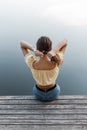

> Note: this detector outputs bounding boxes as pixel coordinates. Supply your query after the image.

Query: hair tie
[42,50,47,55]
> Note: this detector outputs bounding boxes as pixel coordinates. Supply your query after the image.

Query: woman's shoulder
[24,52,37,68]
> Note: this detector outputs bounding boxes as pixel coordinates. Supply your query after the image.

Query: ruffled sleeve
[24,53,36,68]
[56,51,64,65]
[58,52,64,60]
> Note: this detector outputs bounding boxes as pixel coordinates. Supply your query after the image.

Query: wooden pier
[0,95,87,130]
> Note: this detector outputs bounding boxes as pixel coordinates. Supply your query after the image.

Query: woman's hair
[36,36,52,54]
[51,55,60,65]
[36,36,59,64]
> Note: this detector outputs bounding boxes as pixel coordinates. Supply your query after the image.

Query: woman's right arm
[20,41,34,56]
[20,41,44,57]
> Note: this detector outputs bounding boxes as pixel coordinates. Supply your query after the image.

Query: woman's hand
[34,50,44,57]
[47,50,56,59]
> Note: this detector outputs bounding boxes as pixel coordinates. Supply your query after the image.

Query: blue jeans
[33,84,60,101]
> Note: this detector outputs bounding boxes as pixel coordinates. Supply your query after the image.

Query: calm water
[0,0,87,95]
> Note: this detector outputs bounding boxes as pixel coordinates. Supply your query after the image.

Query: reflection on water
[0,0,87,95]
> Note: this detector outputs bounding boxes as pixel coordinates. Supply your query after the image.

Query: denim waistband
[36,84,56,92]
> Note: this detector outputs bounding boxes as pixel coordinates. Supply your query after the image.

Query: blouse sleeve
[56,51,64,65]
[58,52,64,60]
[24,52,36,68]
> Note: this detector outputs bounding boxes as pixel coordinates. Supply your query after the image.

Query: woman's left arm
[20,41,34,56]
[58,41,68,54]
[47,39,68,59]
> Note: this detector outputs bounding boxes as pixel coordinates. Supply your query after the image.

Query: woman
[20,36,67,101]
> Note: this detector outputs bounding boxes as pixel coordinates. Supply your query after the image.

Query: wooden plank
[0,114,87,120]
[0,104,87,110]
[1,99,87,105]
[0,109,87,114]
[0,125,86,130]
[0,119,87,125]
[0,95,87,100]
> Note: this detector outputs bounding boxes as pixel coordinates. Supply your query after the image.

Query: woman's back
[32,56,56,70]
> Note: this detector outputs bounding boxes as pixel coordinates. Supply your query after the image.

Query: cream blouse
[24,52,63,86]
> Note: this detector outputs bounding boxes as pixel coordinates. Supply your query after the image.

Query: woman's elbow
[20,41,24,48]
[65,40,68,46]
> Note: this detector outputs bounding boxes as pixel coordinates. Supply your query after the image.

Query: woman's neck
[40,55,49,61]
